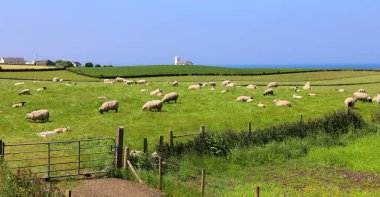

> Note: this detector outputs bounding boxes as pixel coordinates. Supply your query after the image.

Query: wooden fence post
[0,139,3,162]
[169,130,173,147]
[124,147,129,169]
[159,157,163,190]
[248,122,252,137]
[256,186,260,197]
[143,138,148,153]
[116,127,124,168]
[65,190,72,197]
[201,169,206,196]
[200,126,205,138]
[159,136,164,146]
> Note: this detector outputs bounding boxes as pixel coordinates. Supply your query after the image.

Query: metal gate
[0,138,115,179]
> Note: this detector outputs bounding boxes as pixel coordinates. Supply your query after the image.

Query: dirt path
[71,178,162,197]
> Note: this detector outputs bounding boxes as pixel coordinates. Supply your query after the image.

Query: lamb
[99,100,119,114]
[172,81,178,86]
[308,93,317,97]
[293,94,302,99]
[258,101,266,108]
[53,77,60,82]
[12,102,26,108]
[150,89,163,96]
[303,82,311,90]
[353,92,372,102]
[357,89,366,93]
[344,97,355,109]
[14,82,25,86]
[37,127,71,137]
[53,127,71,134]
[25,109,49,122]
[263,88,274,96]
[221,80,231,86]
[273,99,292,107]
[115,77,125,82]
[19,89,31,95]
[135,80,147,84]
[246,98,254,103]
[188,84,201,90]
[161,92,179,103]
[226,83,236,87]
[37,87,47,91]
[142,100,163,111]
[246,84,257,89]
[124,79,134,85]
[236,96,253,102]
[267,82,278,88]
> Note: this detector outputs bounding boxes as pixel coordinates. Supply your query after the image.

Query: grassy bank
[0,70,99,81]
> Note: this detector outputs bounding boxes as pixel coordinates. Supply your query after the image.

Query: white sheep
[263,88,274,96]
[115,77,125,82]
[135,80,147,84]
[53,77,60,82]
[221,80,231,86]
[12,102,26,108]
[124,79,134,84]
[19,89,31,95]
[246,84,257,89]
[293,94,302,99]
[209,82,217,87]
[308,93,317,97]
[267,82,278,88]
[37,87,47,92]
[357,89,366,93]
[53,127,71,134]
[150,89,163,96]
[273,99,292,107]
[236,96,253,102]
[303,82,311,90]
[25,109,49,122]
[142,100,163,111]
[172,81,178,86]
[344,97,355,109]
[353,92,372,102]
[104,79,115,84]
[14,82,25,86]
[161,92,179,103]
[221,89,228,93]
[226,83,236,87]
[258,101,266,108]
[188,84,201,90]
[99,100,119,114]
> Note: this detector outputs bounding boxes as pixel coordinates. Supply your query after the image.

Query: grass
[67,65,319,78]
[0,65,59,70]
[0,70,99,81]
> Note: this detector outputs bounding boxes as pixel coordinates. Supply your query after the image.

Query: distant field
[0,65,59,70]
[0,70,99,81]
[68,65,319,78]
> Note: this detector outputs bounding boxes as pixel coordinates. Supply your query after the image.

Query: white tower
[174,56,181,65]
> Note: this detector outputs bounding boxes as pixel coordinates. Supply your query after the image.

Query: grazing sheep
[14,82,25,86]
[226,83,236,87]
[161,92,179,103]
[115,77,125,82]
[353,92,372,102]
[172,81,178,86]
[188,84,201,90]
[221,89,228,93]
[53,77,60,82]
[273,99,292,107]
[293,94,302,99]
[267,82,278,88]
[236,96,253,102]
[12,102,26,108]
[344,97,355,108]
[135,80,147,84]
[308,93,317,97]
[303,82,311,90]
[150,89,163,96]
[336,89,345,92]
[37,87,47,91]
[247,84,257,89]
[19,89,31,95]
[142,100,163,111]
[263,88,274,96]
[99,100,119,114]
[357,89,366,93]
[221,80,231,86]
[25,109,49,122]
[258,101,266,108]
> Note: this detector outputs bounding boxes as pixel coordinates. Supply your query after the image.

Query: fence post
[256,186,260,197]
[200,126,205,138]
[65,190,72,197]
[78,141,81,175]
[159,136,164,146]
[116,127,124,168]
[201,169,206,196]
[300,114,303,132]
[159,157,163,190]
[248,122,252,137]
[124,147,129,169]
[0,139,3,162]
[47,143,51,180]
[143,138,148,154]
[169,130,173,147]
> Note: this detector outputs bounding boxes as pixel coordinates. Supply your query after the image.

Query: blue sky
[0,0,379,66]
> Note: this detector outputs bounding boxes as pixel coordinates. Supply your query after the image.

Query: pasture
[0,65,57,70]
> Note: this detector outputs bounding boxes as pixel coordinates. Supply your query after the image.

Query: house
[174,56,193,65]
[35,60,56,66]
[0,57,26,65]
[71,61,82,67]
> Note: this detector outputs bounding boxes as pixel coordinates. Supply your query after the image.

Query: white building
[71,61,82,67]
[174,56,193,65]
[0,57,26,65]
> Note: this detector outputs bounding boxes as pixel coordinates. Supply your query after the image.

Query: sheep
[258,101,266,108]
[357,89,366,93]
[172,81,178,86]
[142,100,163,111]
[37,127,71,137]
[53,77,60,82]
[344,97,355,109]
[209,82,217,87]
[353,92,372,102]
[150,89,163,96]
[19,89,31,95]
[201,83,209,87]
[303,82,311,90]
[267,82,278,88]
[226,83,236,87]
[25,109,49,122]
[273,99,292,107]
[59,79,64,82]
[115,77,125,82]
[103,79,115,84]
[263,88,274,96]
[236,96,253,102]
[293,94,302,99]
[308,93,317,97]
[53,127,71,134]
[135,80,147,84]
[221,89,228,93]
[211,86,216,90]
[99,100,119,114]
[130,150,145,157]
[221,80,231,86]
[246,84,257,89]
[12,102,26,108]
[14,82,25,86]
[372,96,380,104]
[188,84,201,90]
[37,87,47,91]
[246,98,254,103]
[161,92,179,103]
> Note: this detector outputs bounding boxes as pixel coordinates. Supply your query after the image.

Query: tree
[95,64,101,67]
[85,62,94,67]
[56,60,73,68]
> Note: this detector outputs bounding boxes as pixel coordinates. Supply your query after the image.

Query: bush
[85,62,94,67]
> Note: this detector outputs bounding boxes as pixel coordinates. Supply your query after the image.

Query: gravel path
[71,178,162,197]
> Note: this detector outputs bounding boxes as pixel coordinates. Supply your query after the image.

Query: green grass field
[0,69,379,196]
